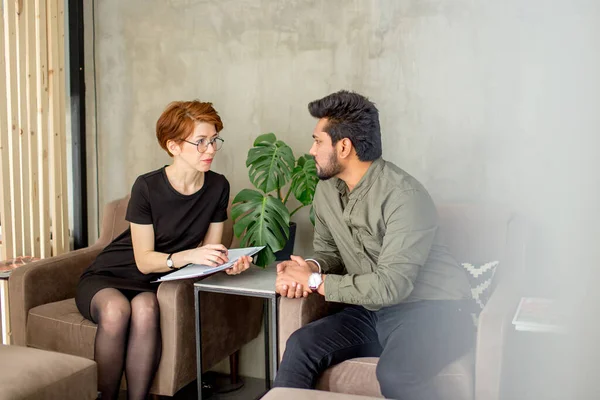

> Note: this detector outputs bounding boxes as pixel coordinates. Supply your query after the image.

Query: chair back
[436,203,527,287]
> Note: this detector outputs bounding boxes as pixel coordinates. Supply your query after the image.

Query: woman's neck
[165,163,205,195]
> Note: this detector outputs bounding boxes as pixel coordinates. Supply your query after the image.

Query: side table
[0,256,39,344]
[194,264,279,399]
[0,270,10,344]
[502,297,569,400]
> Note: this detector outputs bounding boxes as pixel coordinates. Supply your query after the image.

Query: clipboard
[152,246,265,282]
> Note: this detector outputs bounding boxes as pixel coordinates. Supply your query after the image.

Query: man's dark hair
[308,90,382,161]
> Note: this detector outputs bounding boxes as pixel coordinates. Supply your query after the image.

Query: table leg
[270,296,278,381]
[263,299,271,390]
[0,278,10,345]
[195,287,203,400]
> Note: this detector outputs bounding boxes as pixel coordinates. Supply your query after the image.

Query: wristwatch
[166,254,175,270]
[308,272,323,292]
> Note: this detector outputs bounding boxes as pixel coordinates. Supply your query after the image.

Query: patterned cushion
[461,261,499,326]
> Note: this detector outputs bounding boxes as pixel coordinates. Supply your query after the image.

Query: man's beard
[317,151,343,180]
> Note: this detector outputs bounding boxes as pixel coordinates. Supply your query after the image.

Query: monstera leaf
[247,133,295,193]
[290,155,318,206]
[231,189,291,267]
[233,133,319,267]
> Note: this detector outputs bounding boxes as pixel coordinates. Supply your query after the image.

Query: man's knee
[283,325,318,359]
[275,325,323,389]
[376,355,421,399]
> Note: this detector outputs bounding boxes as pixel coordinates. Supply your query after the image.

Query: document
[153,246,265,282]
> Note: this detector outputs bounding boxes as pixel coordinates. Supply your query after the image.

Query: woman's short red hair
[156,100,224,156]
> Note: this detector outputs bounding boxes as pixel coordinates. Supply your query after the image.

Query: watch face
[167,258,173,267]
[309,273,321,289]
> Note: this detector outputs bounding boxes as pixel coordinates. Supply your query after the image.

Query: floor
[118,373,267,400]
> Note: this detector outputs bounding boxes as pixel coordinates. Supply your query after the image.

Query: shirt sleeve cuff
[323,273,342,302]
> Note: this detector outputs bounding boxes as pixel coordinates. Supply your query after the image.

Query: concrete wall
[85,0,600,382]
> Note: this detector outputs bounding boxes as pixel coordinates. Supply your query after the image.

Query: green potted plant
[231,133,318,267]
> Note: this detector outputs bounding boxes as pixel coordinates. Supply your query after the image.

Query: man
[274,90,473,400]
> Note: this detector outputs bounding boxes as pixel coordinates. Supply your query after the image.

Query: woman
[75,100,251,400]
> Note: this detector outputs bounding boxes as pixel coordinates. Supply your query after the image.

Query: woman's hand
[187,244,229,266]
[226,255,252,275]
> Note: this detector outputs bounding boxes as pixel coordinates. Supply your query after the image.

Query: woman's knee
[130,293,160,328]
[95,297,131,335]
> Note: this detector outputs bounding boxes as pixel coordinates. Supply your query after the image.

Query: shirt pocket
[357,228,382,269]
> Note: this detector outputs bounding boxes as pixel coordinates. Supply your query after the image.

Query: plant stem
[282,187,292,205]
[277,187,283,202]
[289,204,304,217]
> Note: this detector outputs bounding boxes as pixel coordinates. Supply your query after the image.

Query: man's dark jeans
[274,300,475,400]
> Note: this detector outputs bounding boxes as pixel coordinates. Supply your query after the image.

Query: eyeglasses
[181,136,225,153]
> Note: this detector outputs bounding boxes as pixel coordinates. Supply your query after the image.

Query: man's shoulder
[378,160,428,194]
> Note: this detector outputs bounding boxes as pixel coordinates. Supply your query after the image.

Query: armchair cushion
[27,299,96,359]
[262,388,382,399]
[316,358,381,397]
[0,344,97,400]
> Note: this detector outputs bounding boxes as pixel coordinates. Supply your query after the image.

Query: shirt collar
[334,158,385,199]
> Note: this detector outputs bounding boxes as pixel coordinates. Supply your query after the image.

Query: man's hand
[276,256,315,298]
[276,259,308,298]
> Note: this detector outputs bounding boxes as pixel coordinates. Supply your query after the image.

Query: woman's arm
[131,222,229,274]
[201,221,225,245]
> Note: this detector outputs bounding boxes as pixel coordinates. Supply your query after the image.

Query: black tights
[90,288,162,400]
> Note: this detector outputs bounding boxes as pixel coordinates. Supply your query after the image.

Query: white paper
[152,246,265,282]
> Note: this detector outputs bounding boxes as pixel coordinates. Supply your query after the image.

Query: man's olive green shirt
[312,158,470,310]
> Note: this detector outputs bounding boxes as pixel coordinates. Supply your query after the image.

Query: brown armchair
[9,196,264,396]
[278,203,527,400]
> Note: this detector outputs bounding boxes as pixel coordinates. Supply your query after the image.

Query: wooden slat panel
[0,0,70,260]
[47,0,62,256]
[26,0,41,258]
[6,0,24,257]
[57,0,68,254]
[0,4,14,260]
[17,0,32,256]
[36,0,51,258]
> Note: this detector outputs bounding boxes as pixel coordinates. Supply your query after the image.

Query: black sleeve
[211,178,230,223]
[126,176,153,224]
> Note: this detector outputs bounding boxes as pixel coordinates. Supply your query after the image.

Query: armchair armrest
[8,244,104,346]
[153,279,197,395]
[278,295,334,361]
[475,278,522,400]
